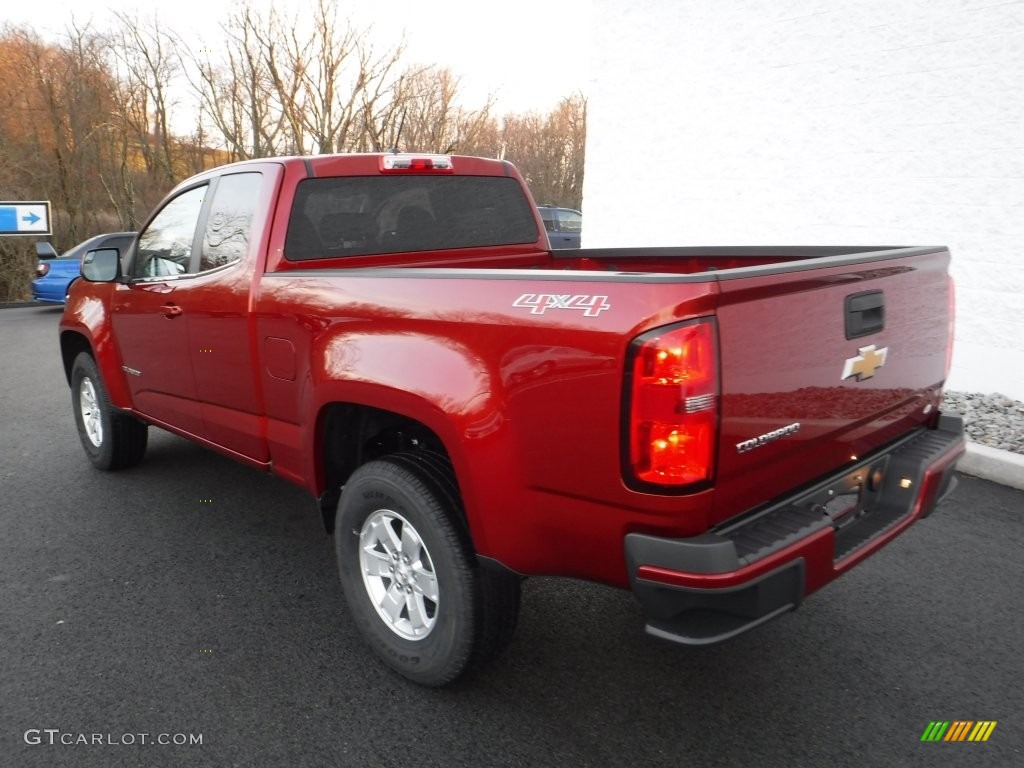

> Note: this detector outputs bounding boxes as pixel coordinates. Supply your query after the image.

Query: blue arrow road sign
[0,201,51,235]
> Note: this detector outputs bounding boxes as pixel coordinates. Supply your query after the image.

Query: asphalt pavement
[1,305,1022,768]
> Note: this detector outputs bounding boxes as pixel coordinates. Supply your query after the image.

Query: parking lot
[1,304,1021,768]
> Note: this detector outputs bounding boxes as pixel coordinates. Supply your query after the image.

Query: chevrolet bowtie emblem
[841,344,889,381]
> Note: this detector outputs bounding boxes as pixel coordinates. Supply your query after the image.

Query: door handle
[160,303,183,319]
[845,291,884,339]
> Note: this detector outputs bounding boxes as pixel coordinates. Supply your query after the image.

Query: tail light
[624,318,719,491]
[36,262,50,277]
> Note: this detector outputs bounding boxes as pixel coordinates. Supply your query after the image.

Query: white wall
[583,0,1024,400]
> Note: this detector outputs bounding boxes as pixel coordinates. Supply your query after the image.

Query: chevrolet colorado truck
[58,152,965,686]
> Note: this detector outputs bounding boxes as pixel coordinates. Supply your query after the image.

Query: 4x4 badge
[842,345,888,381]
[512,293,611,317]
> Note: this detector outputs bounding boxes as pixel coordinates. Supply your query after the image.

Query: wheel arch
[315,401,464,535]
[60,331,93,386]
[59,314,132,410]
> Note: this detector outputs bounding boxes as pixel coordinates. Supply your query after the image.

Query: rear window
[284,175,539,260]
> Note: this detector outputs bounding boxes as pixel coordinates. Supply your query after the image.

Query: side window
[201,172,262,272]
[557,209,582,233]
[133,185,207,278]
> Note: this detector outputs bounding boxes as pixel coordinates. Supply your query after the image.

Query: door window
[132,185,207,278]
[200,173,262,271]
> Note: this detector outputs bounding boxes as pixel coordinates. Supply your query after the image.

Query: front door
[111,184,209,436]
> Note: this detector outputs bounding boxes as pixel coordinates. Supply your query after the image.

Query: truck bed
[257,242,954,585]
[271,242,945,281]
[553,245,942,276]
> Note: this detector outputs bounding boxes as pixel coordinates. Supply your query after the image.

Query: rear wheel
[335,452,520,686]
[71,353,148,470]
[388,451,522,665]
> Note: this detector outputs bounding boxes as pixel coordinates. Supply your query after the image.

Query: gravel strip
[942,390,1024,456]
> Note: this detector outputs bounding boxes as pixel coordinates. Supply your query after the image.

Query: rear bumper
[31,279,69,303]
[625,413,965,645]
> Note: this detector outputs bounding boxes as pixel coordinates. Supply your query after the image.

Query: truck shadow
[69,431,1013,767]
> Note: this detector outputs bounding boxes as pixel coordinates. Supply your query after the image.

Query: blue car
[32,231,135,303]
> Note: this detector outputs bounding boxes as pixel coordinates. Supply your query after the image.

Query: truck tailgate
[711,248,953,525]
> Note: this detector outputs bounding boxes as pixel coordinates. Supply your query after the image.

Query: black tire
[388,451,522,665]
[335,452,520,686]
[70,352,148,470]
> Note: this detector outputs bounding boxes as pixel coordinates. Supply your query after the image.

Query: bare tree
[109,13,180,184]
[278,0,406,154]
[365,66,497,154]
[189,5,288,160]
[0,24,122,296]
[500,94,587,209]
[187,0,406,157]
[0,9,589,300]
[7,24,126,242]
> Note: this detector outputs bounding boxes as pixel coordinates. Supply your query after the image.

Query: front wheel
[70,353,148,470]
[335,453,518,686]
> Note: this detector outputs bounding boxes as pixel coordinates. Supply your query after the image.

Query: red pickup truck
[59,153,964,686]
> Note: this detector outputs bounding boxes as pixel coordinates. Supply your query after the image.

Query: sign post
[0,201,52,235]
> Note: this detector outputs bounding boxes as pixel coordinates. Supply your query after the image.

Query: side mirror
[35,242,58,258]
[81,248,122,282]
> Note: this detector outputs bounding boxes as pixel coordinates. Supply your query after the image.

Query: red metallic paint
[58,153,960,601]
[249,270,724,582]
[110,279,204,435]
[711,251,952,525]
[60,283,134,410]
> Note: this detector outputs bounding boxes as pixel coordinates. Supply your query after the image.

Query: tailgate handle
[845,291,884,339]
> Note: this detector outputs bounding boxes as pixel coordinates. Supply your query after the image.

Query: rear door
[185,169,275,461]
[710,248,952,524]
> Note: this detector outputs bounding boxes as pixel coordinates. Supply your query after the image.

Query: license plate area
[801,456,890,535]
[716,453,895,566]
[717,423,962,568]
